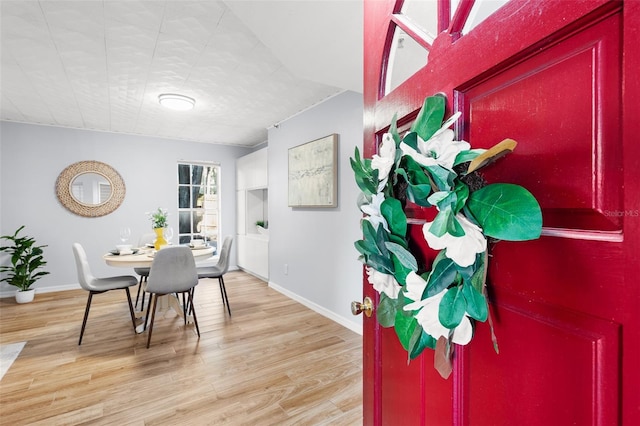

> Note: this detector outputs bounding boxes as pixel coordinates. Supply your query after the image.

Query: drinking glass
[119,227,131,243]
[163,226,174,244]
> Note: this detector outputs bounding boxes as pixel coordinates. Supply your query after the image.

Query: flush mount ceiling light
[158,93,195,111]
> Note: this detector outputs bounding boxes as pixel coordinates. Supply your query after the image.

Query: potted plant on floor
[0,226,50,303]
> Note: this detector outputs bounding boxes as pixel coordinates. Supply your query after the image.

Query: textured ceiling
[0,1,363,147]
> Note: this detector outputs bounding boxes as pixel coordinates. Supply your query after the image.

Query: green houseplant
[0,226,50,303]
[147,207,168,229]
[147,207,169,249]
[255,220,268,235]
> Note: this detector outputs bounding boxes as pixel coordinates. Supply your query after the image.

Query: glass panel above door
[384,24,430,95]
[451,0,510,35]
[400,0,439,40]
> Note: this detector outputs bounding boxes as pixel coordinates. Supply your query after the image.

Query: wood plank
[0,271,362,424]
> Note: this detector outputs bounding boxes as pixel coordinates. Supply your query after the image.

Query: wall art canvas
[288,134,338,207]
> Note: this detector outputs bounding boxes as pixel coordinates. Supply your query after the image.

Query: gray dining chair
[134,232,156,310]
[72,243,138,345]
[144,246,200,348]
[196,236,233,316]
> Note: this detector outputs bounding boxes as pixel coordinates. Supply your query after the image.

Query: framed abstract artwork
[288,134,338,207]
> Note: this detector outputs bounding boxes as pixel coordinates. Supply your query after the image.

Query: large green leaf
[366,253,394,274]
[389,113,400,145]
[395,311,418,351]
[423,164,455,191]
[406,182,434,207]
[350,148,378,195]
[402,156,432,186]
[361,220,379,250]
[411,96,446,141]
[397,159,434,206]
[438,286,466,329]
[354,224,381,261]
[380,197,407,238]
[391,254,411,285]
[352,168,377,195]
[408,325,437,359]
[387,233,408,249]
[462,283,487,322]
[353,240,370,257]
[377,293,397,327]
[424,252,457,298]
[453,261,475,282]
[468,254,486,294]
[467,183,542,241]
[374,222,390,256]
[453,181,469,214]
[355,237,385,265]
[385,242,418,273]
[402,132,419,151]
[427,190,454,208]
[428,206,464,237]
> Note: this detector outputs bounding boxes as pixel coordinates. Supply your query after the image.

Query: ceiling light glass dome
[158,94,195,111]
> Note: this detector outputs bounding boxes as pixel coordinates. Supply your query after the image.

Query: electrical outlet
[284,263,288,275]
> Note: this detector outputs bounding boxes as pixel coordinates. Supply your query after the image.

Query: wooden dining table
[102,245,215,268]
[103,245,216,333]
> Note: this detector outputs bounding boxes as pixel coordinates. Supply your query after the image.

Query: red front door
[361,1,640,424]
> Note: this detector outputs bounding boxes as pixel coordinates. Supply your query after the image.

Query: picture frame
[288,134,338,207]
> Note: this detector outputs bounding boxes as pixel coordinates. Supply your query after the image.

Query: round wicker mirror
[56,161,126,217]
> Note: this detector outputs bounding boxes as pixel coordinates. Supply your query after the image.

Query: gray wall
[1,91,365,334]
[267,91,363,332]
[0,122,250,295]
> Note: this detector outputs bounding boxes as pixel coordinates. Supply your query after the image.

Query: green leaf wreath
[352,95,542,375]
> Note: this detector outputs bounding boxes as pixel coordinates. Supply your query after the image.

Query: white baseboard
[0,267,240,299]
[0,283,81,299]
[268,281,363,336]
[237,267,267,282]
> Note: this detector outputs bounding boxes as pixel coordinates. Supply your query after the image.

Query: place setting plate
[109,248,140,256]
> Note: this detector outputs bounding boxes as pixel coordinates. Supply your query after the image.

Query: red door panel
[466,291,620,425]
[462,13,622,233]
[380,332,453,425]
[362,1,639,425]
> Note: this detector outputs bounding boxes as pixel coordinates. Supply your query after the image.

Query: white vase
[15,289,35,304]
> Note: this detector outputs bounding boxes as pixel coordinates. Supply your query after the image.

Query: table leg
[134,294,191,334]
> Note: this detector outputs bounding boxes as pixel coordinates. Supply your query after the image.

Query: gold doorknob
[351,296,373,317]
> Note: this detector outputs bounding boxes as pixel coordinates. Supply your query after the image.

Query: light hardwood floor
[0,271,363,425]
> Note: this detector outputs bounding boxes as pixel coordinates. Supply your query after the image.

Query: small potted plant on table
[147,207,169,250]
[0,226,50,303]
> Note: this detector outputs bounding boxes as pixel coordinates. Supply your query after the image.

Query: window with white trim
[177,162,220,248]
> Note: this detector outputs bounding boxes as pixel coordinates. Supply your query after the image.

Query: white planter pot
[15,289,35,304]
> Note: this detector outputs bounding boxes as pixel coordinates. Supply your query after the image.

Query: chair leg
[182,289,195,324]
[217,278,225,306]
[181,292,187,325]
[78,291,95,345]
[186,287,196,315]
[140,276,148,312]
[187,289,200,338]
[124,287,137,333]
[144,293,152,331]
[135,276,143,308]
[146,294,160,348]
[219,276,231,316]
